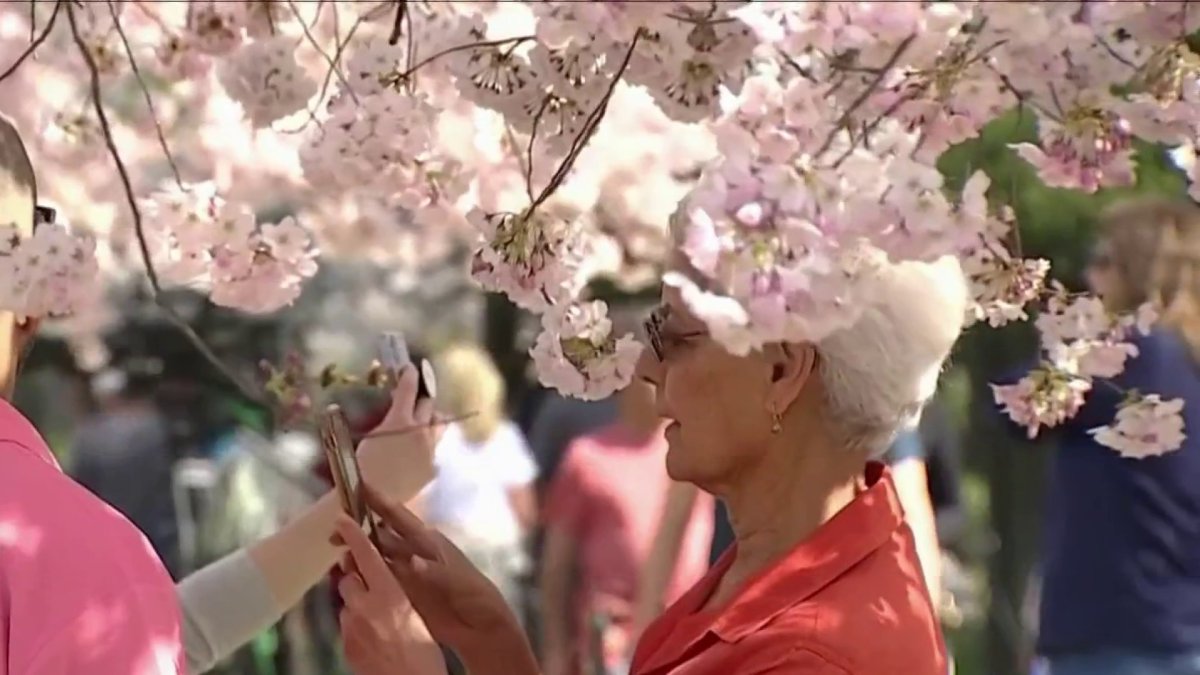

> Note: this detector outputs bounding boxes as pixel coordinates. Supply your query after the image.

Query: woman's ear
[766,343,817,413]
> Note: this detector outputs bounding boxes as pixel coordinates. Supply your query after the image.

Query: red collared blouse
[629,463,947,674]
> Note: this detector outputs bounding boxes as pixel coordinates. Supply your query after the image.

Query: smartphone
[376,332,437,402]
[320,403,381,545]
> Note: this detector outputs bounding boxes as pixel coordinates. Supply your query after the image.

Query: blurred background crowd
[11,110,1198,675]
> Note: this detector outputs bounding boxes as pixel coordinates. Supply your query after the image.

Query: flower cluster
[10,1,1200,453]
[142,182,318,314]
[530,301,643,401]
[218,36,317,128]
[0,220,99,319]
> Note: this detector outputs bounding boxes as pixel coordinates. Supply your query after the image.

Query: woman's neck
[706,435,865,608]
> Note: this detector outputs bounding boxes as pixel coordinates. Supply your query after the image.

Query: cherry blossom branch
[0,0,61,85]
[524,95,552,201]
[67,1,269,411]
[814,34,916,159]
[986,62,1061,123]
[279,13,366,134]
[285,0,358,105]
[105,0,183,189]
[387,0,407,46]
[395,35,534,83]
[530,31,642,212]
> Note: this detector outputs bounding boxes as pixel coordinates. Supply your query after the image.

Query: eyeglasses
[34,205,55,228]
[642,306,705,362]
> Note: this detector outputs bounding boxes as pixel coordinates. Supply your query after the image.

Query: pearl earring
[770,408,783,434]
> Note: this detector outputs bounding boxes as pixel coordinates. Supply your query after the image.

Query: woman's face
[635,286,779,488]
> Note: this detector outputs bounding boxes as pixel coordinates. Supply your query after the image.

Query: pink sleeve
[19,583,184,675]
[542,443,591,537]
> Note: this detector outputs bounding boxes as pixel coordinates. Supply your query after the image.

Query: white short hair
[816,255,967,455]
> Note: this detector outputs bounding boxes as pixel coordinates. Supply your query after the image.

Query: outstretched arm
[178,366,439,673]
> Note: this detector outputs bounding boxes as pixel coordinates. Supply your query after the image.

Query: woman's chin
[664,427,695,482]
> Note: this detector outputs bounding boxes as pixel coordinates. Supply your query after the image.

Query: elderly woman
[334,252,965,675]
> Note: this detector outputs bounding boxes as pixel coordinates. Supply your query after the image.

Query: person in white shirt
[413,343,537,615]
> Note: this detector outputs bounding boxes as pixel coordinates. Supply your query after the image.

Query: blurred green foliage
[936,109,1192,675]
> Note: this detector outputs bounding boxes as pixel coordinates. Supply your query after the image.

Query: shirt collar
[0,396,56,469]
[712,461,903,642]
[634,462,904,672]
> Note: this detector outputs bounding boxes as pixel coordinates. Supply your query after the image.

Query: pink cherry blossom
[530,301,643,401]
[0,0,1194,454]
[1090,395,1187,460]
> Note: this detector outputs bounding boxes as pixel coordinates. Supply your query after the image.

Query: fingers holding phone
[355,334,442,503]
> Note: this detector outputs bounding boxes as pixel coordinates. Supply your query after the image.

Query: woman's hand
[336,524,448,675]
[356,364,441,501]
[336,485,540,675]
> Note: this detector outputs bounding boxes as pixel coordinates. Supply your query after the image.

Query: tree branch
[387,0,407,46]
[0,0,61,85]
[67,1,268,410]
[285,0,358,105]
[814,34,916,159]
[279,12,365,135]
[394,35,534,83]
[530,31,641,212]
[105,0,183,189]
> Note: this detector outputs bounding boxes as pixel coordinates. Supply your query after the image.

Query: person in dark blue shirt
[1007,196,1200,675]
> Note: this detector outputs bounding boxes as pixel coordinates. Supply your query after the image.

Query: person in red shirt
[540,379,713,675]
[332,250,964,675]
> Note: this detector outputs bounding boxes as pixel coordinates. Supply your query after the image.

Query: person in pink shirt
[539,379,714,675]
[0,118,185,675]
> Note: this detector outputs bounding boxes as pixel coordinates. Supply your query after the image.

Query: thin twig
[67,1,268,409]
[394,35,534,83]
[523,95,552,201]
[286,0,358,105]
[278,13,365,135]
[814,34,916,160]
[530,31,641,212]
[0,0,61,85]
[986,62,1060,123]
[106,0,183,189]
[1095,36,1137,70]
[778,50,815,82]
[388,0,406,46]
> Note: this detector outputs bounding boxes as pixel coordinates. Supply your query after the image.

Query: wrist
[458,617,539,675]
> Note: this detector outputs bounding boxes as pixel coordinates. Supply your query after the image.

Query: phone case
[377,332,436,400]
[319,404,381,545]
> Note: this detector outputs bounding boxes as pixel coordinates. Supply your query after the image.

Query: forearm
[248,492,345,613]
[538,569,571,661]
[459,617,541,675]
[177,549,282,674]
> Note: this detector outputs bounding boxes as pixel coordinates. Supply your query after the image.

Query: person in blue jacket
[1008,196,1200,675]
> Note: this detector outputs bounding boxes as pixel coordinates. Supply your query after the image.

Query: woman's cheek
[665,356,721,422]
